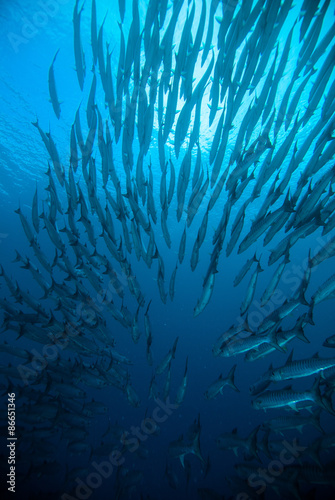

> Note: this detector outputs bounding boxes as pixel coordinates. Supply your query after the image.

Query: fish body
[240,262,263,315]
[73,0,86,90]
[48,49,61,119]
[175,357,188,406]
[252,378,324,412]
[270,352,335,382]
[169,430,204,467]
[204,364,239,399]
[216,426,260,461]
[194,271,216,317]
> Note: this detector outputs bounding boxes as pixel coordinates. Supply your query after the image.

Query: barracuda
[270,350,335,381]
[204,364,239,399]
[252,378,326,412]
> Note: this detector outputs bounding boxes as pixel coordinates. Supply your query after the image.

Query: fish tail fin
[284,246,291,264]
[242,315,253,333]
[311,408,325,434]
[321,390,335,416]
[192,431,205,464]
[295,325,310,344]
[307,248,313,269]
[307,439,322,468]
[145,299,152,315]
[269,327,285,353]
[310,376,326,411]
[261,429,272,459]
[248,425,260,461]
[283,191,295,213]
[12,251,22,263]
[306,300,315,325]
[227,364,239,392]
[172,336,179,358]
[16,324,25,339]
[297,282,309,306]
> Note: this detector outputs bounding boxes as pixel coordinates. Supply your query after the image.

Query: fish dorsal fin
[285,349,294,365]
[283,385,292,391]
[232,428,237,434]
[312,352,319,358]
[219,373,223,380]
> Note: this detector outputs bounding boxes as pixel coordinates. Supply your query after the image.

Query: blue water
[1,0,335,499]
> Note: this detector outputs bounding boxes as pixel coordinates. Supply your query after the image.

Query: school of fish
[1,0,335,498]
